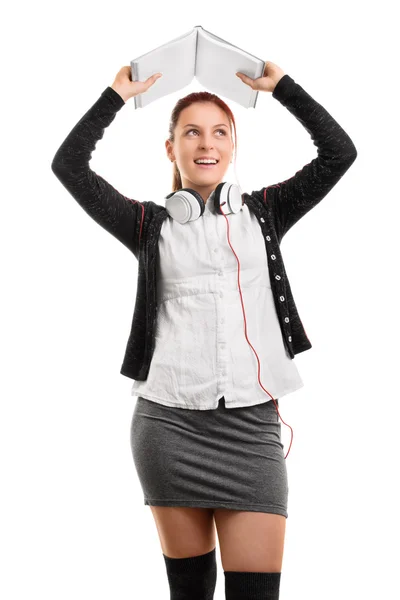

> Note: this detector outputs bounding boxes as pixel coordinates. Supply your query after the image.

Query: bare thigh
[214,509,287,572]
[149,506,217,558]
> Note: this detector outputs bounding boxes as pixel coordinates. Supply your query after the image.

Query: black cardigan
[51,74,357,380]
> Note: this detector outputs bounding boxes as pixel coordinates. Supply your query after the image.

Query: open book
[130,26,266,110]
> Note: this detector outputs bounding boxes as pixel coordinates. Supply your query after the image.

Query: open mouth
[193,160,219,169]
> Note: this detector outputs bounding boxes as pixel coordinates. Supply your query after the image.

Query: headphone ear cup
[186,188,205,210]
[164,188,205,223]
[213,182,243,215]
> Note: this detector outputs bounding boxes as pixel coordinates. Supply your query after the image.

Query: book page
[195,27,265,109]
[131,28,197,108]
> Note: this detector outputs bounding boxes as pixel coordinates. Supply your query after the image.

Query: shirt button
[219,291,223,298]
[275,274,281,280]
[271,254,276,260]
[218,271,223,276]
[214,248,218,252]
[280,295,285,301]
[284,317,289,323]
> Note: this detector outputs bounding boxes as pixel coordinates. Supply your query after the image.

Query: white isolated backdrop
[1,1,399,599]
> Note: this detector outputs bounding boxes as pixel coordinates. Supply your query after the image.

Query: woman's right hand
[111,66,163,102]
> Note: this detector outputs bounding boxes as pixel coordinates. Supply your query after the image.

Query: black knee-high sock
[224,570,281,600]
[163,547,217,600]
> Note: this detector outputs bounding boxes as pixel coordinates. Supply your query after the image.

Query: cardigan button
[260,217,265,222]
[275,274,281,280]
[266,235,271,241]
[284,317,289,323]
[279,295,285,301]
[288,335,292,342]
[271,254,276,260]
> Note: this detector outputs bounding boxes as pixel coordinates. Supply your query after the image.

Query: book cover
[130,25,265,109]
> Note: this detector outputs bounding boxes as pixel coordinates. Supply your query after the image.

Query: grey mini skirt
[130,395,288,518]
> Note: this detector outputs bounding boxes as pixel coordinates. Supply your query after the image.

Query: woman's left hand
[236,61,286,93]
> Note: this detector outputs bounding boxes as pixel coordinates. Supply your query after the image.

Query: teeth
[195,159,217,164]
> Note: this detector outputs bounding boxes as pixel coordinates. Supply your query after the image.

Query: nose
[198,136,215,148]
[199,142,214,150]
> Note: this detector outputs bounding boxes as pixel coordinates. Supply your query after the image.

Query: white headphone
[164,182,244,224]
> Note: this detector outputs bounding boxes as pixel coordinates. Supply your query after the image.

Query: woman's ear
[165,139,174,162]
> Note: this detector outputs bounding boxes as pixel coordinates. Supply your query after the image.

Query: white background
[2,1,399,598]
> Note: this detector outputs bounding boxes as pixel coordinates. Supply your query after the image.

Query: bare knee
[149,506,216,558]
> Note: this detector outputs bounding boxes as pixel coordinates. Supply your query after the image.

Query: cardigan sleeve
[251,74,358,241]
[51,86,145,258]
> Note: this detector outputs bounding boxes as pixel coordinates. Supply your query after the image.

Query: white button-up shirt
[131,193,304,409]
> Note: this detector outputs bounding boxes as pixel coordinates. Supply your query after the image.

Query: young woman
[51,61,357,600]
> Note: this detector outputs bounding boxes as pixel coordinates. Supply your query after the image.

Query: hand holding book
[236,61,286,94]
[110,59,284,105]
[111,65,163,103]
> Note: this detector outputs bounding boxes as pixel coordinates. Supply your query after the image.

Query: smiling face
[166,102,234,204]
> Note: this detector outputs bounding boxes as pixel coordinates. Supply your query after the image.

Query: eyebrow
[183,123,229,128]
